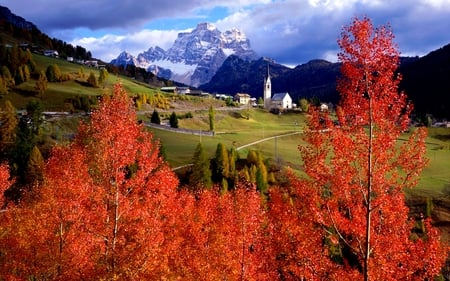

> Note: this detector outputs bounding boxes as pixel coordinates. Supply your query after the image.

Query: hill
[399,43,450,119]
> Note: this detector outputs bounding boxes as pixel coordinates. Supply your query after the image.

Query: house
[160,86,191,95]
[84,60,98,68]
[234,93,251,105]
[271,92,292,109]
[320,103,329,112]
[44,50,59,57]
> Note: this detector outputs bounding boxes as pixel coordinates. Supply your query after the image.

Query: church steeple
[263,63,272,109]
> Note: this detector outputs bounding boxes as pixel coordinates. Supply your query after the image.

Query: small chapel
[263,65,292,110]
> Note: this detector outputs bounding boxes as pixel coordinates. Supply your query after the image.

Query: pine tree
[151,109,161,124]
[189,142,212,191]
[169,111,178,128]
[213,143,229,186]
[208,105,215,132]
[45,64,61,82]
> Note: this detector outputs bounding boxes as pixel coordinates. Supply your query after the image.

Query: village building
[160,86,191,95]
[271,92,292,109]
[263,65,292,110]
[234,93,251,105]
[43,49,59,57]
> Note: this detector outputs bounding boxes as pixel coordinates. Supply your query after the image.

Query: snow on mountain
[110,23,258,87]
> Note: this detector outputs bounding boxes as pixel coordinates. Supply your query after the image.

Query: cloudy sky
[2,0,450,66]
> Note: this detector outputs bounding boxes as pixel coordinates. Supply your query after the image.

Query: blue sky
[2,0,450,66]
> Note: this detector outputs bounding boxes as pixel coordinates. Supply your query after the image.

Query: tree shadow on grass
[14,87,38,97]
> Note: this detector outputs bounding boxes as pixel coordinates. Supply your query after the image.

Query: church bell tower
[263,64,271,109]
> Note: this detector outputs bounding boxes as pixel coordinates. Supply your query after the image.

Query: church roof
[271,92,291,101]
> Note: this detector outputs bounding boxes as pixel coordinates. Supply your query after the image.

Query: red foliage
[172,183,272,280]
[299,17,447,280]
[0,84,180,280]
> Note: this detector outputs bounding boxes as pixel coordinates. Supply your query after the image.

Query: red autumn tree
[267,172,339,280]
[73,83,179,279]
[172,183,272,280]
[0,164,12,207]
[0,147,101,280]
[299,17,447,280]
[0,83,180,280]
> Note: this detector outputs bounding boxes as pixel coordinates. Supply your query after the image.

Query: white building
[263,65,292,110]
[271,92,293,109]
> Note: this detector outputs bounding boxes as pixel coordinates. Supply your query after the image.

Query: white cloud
[3,0,450,65]
[71,29,181,62]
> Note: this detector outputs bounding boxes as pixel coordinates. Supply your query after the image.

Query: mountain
[399,43,450,119]
[0,6,37,31]
[200,56,341,103]
[110,23,258,87]
[202,50,450,120]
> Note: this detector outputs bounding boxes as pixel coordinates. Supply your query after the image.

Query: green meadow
[1,54,160,110]
[149,108,450,202]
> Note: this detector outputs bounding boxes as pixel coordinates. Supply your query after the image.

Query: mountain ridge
[110,22,258,87]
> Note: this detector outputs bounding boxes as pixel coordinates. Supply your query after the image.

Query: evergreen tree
[45,64,61,82]
[26,100,44,136]
[213,143,229,189]
[14,65,24,85]
[188,142,212,191]
[208,105,215,132]
[169,112,178,128]
[151,109,161,124]
[227,147,238,188]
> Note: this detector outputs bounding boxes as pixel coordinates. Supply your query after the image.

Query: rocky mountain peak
[110,23,258,87]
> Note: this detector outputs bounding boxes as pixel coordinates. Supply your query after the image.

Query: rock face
[110,23,258,87]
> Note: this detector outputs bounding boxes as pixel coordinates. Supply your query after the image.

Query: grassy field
[150,109,450,203]
[1,53,161,110]
[149,109,308,167]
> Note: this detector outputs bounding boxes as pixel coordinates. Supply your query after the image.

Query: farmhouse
[234,93,251,105]
[44,50,59,57]
[160,86,191,94]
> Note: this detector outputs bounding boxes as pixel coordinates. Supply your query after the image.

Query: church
[263,66,292,110]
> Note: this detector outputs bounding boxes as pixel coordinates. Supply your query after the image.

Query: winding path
[171,131,302,171]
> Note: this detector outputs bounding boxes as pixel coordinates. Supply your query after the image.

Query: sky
[2,0,450,66]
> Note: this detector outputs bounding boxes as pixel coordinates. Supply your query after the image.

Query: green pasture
[1,54,161,110]
[149,109,307,167]
[150,109,450,201]
[410,128,450,199]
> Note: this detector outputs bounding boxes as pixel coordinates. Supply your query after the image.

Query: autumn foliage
[298,17,447,280]
[0,17,447,280]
